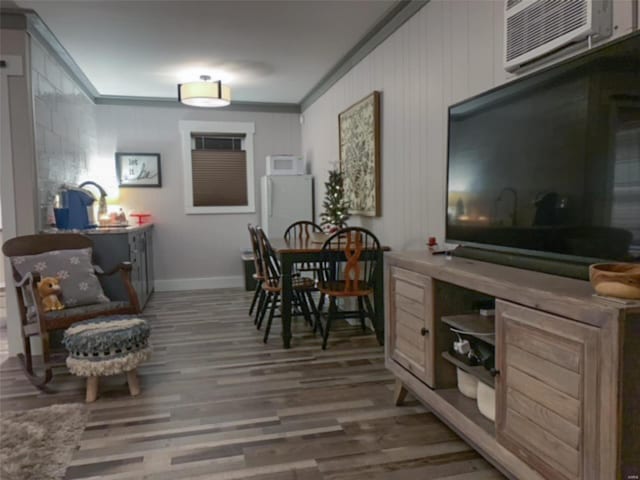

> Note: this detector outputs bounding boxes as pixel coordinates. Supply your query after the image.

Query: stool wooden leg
[126,369,141,397]
[86,376,99,403]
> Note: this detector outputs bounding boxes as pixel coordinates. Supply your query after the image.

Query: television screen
[446,33,640,263]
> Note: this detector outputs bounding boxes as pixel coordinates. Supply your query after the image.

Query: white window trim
[180,120,256,214]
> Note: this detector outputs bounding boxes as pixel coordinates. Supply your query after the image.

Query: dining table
[270,233,390,349]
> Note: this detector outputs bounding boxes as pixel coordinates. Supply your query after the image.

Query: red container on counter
[130,213,152,225]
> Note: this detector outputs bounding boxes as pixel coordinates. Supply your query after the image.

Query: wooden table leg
[280,254,294,349]
[127,369,141,397]
[394,379,408,406]
[86,376,99,403]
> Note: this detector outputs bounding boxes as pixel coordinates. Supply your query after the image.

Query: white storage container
[477,381,496,421]
[456,368,478,399]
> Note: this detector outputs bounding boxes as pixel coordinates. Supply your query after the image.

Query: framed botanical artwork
[339,91,381,217]
[115,153,162,188]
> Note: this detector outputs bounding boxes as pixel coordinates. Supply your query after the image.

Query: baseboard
[155,275,244,292]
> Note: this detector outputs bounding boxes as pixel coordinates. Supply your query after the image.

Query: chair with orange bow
[317,227,381,349]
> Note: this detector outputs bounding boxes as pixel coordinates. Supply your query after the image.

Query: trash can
[241,252,257,291]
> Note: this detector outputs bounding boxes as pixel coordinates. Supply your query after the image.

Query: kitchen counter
[43,223,153,235]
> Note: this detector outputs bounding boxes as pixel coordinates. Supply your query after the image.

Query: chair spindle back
[320,227,381,291]
[247,224,264,279]
[256,227,281,289]
[284,221,322,241]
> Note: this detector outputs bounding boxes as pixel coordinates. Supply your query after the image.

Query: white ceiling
[15,0,397,104]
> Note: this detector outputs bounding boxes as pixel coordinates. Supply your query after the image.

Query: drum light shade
[178,76,231,107]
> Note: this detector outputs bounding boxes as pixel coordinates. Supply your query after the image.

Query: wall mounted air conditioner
[504,0,612,72]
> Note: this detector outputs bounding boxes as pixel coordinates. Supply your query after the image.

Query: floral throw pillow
[11,248,110,308]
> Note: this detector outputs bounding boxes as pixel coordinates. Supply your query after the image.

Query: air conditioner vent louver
[506,0,587,61]
[504,0,612,72]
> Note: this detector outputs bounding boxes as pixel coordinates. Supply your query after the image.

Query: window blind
[191,150,248,206]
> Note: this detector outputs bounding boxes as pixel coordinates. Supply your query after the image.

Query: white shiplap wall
[301,0,636,251]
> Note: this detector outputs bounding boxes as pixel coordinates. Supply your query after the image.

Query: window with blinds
[191,133,248,207]
[180,120,255,214]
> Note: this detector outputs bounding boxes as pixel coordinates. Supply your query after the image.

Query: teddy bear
[37,276,65,312]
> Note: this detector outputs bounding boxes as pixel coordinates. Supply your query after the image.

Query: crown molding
[25,11,100,100]
[96,95,301,113]
[299,0,430,111]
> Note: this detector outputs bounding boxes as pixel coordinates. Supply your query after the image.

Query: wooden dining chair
[247,224,266,323]
[283,220,324,276]
[317,227,381,349]
[255,227,321,343]
[284,221,323,242]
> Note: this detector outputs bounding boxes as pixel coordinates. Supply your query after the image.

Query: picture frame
[115,153,162,188]
[338,91,381,217]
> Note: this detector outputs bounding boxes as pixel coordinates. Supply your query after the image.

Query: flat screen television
[446,32,640,275]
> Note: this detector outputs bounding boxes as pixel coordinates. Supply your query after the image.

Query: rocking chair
[2,233,141,388]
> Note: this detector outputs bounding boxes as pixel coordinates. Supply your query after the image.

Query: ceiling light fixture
[178,75,231,108]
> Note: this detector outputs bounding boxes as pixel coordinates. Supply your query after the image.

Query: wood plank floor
[0,288,505,479]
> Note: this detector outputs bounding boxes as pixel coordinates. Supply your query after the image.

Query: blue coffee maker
[56,185,97,230]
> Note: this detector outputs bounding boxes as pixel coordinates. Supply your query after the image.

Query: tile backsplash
[31,37,97,228]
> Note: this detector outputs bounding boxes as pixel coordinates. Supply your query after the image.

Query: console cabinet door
[495,300,600,480]
[388,267,434,386]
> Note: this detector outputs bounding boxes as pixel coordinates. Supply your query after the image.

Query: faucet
[79,181,108,217]
[495,187,518,226]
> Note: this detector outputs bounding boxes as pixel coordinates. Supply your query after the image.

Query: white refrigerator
[260,175,314,238]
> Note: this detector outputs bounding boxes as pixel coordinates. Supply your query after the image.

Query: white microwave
[266,155,306,175]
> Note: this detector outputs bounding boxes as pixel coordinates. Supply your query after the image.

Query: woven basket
[589,263,640,300]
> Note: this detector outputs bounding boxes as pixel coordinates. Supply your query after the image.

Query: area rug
[0,403,88,480]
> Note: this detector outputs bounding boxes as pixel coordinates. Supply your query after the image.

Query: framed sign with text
[115,152,162,188]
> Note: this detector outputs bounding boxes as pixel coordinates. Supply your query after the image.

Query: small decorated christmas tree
[320,168,350,232]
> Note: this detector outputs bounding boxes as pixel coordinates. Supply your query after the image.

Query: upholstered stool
[63,316,151,402]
